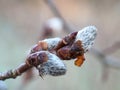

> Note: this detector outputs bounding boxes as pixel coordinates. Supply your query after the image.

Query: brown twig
[0,63,31,80]
[0,51,48,81]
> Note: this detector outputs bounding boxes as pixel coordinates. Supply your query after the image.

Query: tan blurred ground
[0,0,120,90]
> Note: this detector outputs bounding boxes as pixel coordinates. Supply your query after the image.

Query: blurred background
[0,0,120,90]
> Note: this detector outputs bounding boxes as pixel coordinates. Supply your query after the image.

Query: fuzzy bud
[43,38,61,50]
[75,26,97,52]
[37,51,66,77]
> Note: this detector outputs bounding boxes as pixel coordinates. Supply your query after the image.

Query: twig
[0,63,31,80]
[91,48,120,69]
[0,26,97,80]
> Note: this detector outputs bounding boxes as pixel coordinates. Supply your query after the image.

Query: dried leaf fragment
[74,55,85,67]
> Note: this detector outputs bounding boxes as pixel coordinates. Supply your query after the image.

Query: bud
[37,51,66,77]
[75,26,97,52]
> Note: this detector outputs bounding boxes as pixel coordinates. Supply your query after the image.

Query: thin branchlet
[0,80,7,90]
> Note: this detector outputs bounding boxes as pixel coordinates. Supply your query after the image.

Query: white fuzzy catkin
[43,38,61,50]
[38,51,66,76]
[75,26,97,52]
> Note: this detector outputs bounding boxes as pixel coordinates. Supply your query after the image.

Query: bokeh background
[0,0,120,90]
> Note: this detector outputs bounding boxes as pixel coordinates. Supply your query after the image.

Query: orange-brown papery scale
[74,55,85,67]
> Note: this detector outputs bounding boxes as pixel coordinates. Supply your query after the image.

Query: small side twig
[91,48,120,69]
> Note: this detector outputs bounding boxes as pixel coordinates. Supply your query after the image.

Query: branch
[0,26,97,80]
[90,48,120,82]
[0,63,31,80]
[91,48,120,69]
